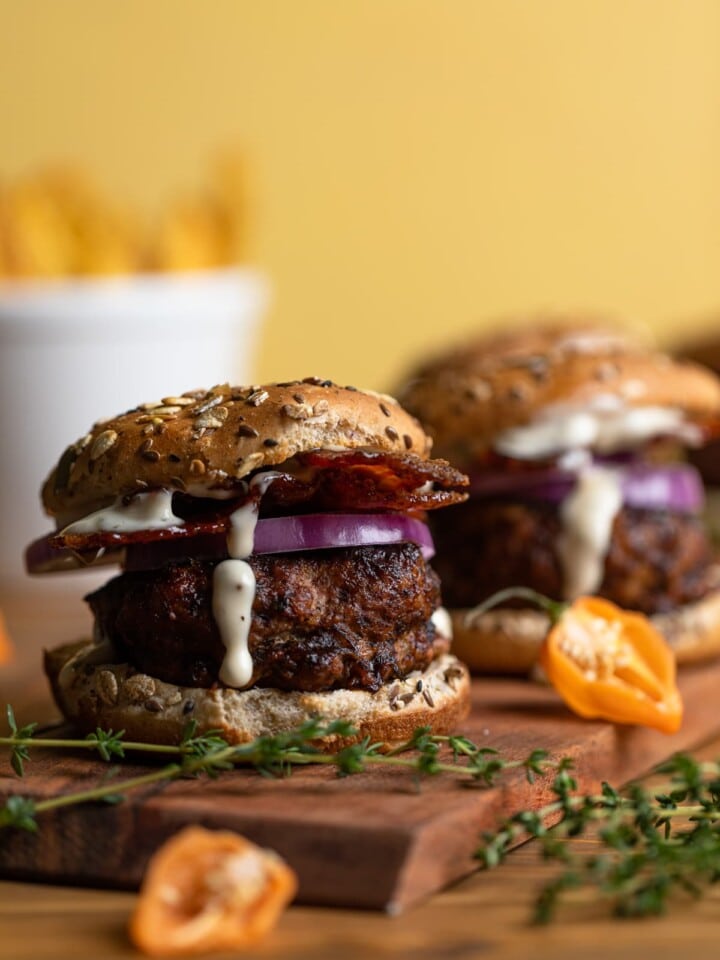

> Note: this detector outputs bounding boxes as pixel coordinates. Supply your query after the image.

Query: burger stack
[27,380,471,747]
[400,323,720,673]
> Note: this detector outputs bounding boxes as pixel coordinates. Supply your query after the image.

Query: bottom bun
[45,642,471,749]
[451,582,720,675]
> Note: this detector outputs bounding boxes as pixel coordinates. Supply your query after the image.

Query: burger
[398,323,720,673]
[677,332,720,543]
[26,379,471,747]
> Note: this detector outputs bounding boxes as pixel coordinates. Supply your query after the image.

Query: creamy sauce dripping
[431,606,453,642]
[493,402,702,599]
[495,403,697,461]
[557,466,623,600]
[61,490,184,536]
[212,473,280,689]
[213,560,256,688]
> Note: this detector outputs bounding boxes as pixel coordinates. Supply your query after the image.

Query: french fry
[2,176,75,278]
[210,152,248,264]
[0,161,246,280]
[153,196,228,272]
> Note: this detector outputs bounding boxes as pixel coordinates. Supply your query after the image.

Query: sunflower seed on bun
[43,380,433,521]
[30,379,472,748]
[399,320,720,673]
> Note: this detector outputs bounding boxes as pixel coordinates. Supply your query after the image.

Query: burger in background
[27,379,471,747]
[399,322,720,674]
[677,333,720,547]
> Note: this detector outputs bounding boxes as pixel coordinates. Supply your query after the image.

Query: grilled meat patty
[87,542,445,692]
[430,499,713,614]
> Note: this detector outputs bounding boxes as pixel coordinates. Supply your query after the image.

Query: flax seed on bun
[43,380,431,520]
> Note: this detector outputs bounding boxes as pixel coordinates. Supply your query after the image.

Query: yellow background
[3,0,720,391]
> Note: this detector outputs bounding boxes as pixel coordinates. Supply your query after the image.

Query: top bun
[43,379,432,519]
[399,321,720,464]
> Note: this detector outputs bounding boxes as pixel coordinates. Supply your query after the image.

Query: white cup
[0,267,269,582]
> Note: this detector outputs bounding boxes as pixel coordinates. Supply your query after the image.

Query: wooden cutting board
[2,662,720,914]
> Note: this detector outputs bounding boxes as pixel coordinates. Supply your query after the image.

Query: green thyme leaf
[85,728,126,762]
[0,795,37,832]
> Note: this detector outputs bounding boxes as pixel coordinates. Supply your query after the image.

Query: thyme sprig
[476,753,720,921]
[0,708,554,832]
[5,705,38,777]
[5,705,720,920]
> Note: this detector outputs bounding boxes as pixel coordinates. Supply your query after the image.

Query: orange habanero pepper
[538,596,682,735]
[130,826,297,956]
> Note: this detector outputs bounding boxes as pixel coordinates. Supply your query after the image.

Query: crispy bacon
[262,451,468,512]
[47,451,468,554]
[49,516,230,553]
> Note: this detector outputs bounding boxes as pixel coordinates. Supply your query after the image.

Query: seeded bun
[43,380,431,520]
[44,642,471,750]
[399,323,720,464]
[450,573,720,674]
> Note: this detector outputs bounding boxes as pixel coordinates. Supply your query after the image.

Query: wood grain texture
[6,861,720,960]
[4,588,720,955]
[3,663,720,912]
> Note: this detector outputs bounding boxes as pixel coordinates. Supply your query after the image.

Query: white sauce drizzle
[557,466,623,600]
[226,499,260,558]
[431,606,453,642]
[495,403,699,461]
[493,401,703,599]
[61,489,184,536]
[60,473,445,689]
[212,472,280,689]
[213,560,256,688]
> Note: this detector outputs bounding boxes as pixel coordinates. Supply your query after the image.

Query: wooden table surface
[3,580,720,960]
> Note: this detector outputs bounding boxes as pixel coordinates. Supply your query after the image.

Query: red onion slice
[618,464,704,514]
[253,513,434,558]
[26,512,435,575]
[470,463,704,514]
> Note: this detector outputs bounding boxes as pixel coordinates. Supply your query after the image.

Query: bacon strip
[50,516,230,553]
[263,451,468,512]
[48,451,468,553]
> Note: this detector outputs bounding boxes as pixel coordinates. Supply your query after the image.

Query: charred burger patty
[430,499,713,615]
[89,542,444,692]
